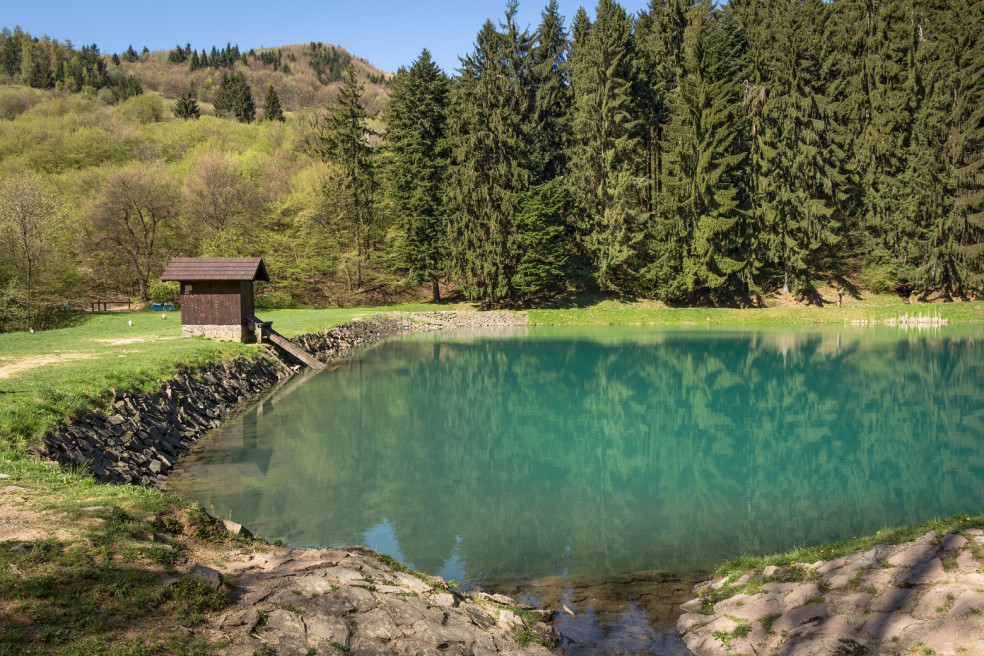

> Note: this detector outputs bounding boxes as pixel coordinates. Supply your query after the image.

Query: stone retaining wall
[38,357,287,490]
[182,324,244,342]
[38,312,526,490]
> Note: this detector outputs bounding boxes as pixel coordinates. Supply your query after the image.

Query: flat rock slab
[200,545,556,655]
[679,530,984,656]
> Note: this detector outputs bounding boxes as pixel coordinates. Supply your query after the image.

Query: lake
[170,325,984,653]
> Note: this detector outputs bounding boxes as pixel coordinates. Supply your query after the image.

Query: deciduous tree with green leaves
[315,64,377,289]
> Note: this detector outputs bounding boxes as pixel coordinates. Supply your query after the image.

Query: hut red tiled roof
[161,257,270,282]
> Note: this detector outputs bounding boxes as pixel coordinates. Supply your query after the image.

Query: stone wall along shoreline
[38,312,526,490]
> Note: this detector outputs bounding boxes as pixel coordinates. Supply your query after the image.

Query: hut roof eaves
[161,257,270,282]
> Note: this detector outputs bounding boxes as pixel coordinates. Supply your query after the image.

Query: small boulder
[191,564,222,590]
[219,519,253,539]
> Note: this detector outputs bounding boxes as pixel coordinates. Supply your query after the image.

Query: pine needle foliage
[263,83,285,122]
[385,49,450,301]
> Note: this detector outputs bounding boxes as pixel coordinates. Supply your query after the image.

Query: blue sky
[5,1,652,74]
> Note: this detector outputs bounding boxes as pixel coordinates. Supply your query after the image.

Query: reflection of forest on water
[171,326,984,583]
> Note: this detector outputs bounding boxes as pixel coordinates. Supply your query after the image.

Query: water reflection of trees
[173,327,984,582]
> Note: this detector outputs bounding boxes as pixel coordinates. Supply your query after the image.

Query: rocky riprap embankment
[293,312,527,361]
[400,311,528,328]
[38,311,524,491]
[36,357,287,490]
[192,543,557,655]
[678,529,984,656]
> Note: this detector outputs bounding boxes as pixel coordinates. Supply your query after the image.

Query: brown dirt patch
[0,490,74,542]
[93,337,149,346]
[0,353,94,380]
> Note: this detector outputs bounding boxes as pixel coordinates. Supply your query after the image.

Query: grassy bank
[0,311,250,447]
[526,295,984,326]
[0,304,467,446]
[0,455,258,655]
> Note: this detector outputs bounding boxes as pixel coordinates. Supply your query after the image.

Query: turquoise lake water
[171,325,984,586]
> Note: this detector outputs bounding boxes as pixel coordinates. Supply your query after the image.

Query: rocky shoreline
[678,529,984,656]
[37,312,526,490]
[188,536,558,656]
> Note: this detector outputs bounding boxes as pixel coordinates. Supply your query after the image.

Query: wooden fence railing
[89,299,132,312]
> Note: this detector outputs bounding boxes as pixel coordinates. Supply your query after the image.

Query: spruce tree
[847,0,921,292]
[734,0,844,298]
[567,0,645,293]
[214,71,255,123]
[385,49,449,301]
[445,2,535,306]
[168,44,187,64]
[529,0,571,182]
[113,74,142,103]
[174,86,200,119]
[926,0,984,296]
[264,83,285,121]
[635,0,687,213]
[662,2,748,299]
[512,179,571,303]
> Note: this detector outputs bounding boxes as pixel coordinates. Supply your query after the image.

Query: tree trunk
[431,276,441,303]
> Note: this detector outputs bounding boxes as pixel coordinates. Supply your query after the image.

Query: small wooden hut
[161,257,269,342]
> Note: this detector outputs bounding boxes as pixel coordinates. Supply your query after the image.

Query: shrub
[147,280,180,303]
[255,289,294,310]
[114,93,164,124]
[0,88,39,120]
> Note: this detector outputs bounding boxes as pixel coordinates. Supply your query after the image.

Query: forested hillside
[1,0,982,331]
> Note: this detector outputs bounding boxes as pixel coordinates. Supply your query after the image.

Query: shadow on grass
[0,506,231,655]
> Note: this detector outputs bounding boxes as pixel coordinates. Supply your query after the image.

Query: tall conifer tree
[734,0,844,297]
[264,83,285,122]
[445,2,535,305]
[385,49,450,301]
[319,65,377,288]
[529,1,571,182]
[850,0,921,291]
[908,0,984,296]
[567,0,645,293]
[635,0,687,214]
[662,2,748,298]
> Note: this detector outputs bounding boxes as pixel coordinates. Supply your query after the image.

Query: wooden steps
[266,331,326,371]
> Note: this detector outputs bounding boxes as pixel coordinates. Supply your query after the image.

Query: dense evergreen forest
[0,0,982,330]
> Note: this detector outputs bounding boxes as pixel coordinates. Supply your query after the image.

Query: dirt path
[0,353,94,380]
